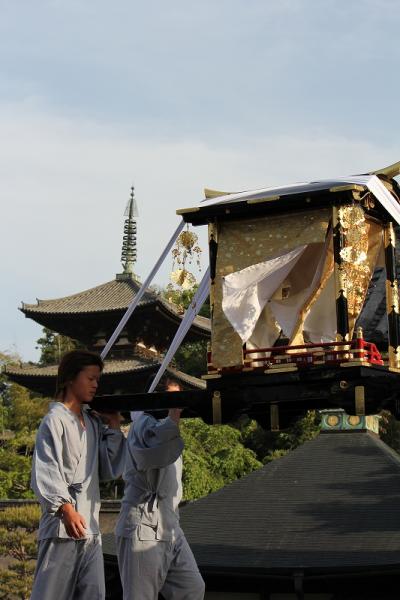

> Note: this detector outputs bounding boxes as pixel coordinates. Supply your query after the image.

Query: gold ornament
[170,226,202,289]
[170,269,197,290]
[338,205,370,315]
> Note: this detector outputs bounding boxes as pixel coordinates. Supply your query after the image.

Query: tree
[6,384,49,434]
[0,351,49,499]
[234,410,321,465]
[273,410,321,453]
[160,284,209,377]
[180,418,262,501]
[173,341,208,378]
[162,283,210,319]
[0,504,40,600]
[36,328,81,366]
[379,410,400,452]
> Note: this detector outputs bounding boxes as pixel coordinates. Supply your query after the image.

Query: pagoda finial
[121,185,139,275]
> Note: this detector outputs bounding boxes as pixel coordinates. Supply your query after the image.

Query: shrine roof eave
[177,173,400,226]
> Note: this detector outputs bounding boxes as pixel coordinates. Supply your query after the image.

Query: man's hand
[60,503,87,539]
[168,408,183,424]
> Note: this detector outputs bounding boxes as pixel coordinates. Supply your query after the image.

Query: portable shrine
[93,162,400,428]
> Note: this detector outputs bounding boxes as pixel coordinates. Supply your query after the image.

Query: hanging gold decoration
[170,226,202,289]
[338,204,370,316]
[170,269,197,290]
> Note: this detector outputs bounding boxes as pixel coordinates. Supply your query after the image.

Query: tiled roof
[165,366,206,390]
[102,431,400,574]
[20,276,210,333]
[5,357,155,378]
[177,431,400,573]
[21,278,156,315]
[4,359,206,389]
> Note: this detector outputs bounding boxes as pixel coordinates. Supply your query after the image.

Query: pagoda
[6,187,210,397]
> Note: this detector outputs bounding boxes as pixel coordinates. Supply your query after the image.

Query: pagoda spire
[121,186,138,276]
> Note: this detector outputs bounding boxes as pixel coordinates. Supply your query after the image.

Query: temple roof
[101,428,400,577]
[5,358,205,396]
[20,276,207,324]
[20,277,152,315]
[19,275,210,346]
[176,430,400,575]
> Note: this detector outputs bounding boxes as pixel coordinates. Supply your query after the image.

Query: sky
[1,0,399,362]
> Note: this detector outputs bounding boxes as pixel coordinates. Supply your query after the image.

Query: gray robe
[30,402,125,600]
[115,414,204,600]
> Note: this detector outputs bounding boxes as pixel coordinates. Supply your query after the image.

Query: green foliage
[379,410,400,452]
[0,505,40,531]
[0,351,21,428]
[0,353,49,499]
[6,384,49,433]
[0,505,40,600]
[162,284,210,318]
[262,448,290,465]
[235,415,275,461]
[0,442,34,499]
[36,328,81,366]
[180,418,262,501]
[234,411,321,465]
[158,282,209,378]
[274,410,321,451]
[174,341,207,378]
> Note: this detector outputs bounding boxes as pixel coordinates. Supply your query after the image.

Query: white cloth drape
[222,235,333,346]
[222,246,307,344]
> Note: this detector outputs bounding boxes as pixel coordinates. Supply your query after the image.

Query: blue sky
[1,0,399,361]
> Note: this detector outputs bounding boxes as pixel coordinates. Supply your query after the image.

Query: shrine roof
[177,169,400,226]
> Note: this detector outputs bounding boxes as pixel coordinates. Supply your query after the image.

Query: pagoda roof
[19,275,210,346]
[176,430,400,576]
[21,277,154,315]
[5,358,205,396]
[21,275,208,327]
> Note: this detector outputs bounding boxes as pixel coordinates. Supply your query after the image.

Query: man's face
[167,382,180,393]
[69,365,101,404]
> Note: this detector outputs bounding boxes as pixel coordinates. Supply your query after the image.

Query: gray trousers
[116,531,205,600]
[30,536,105,600]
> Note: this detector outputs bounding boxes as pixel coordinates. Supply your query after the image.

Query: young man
[30,350,125,600]
[115,380,205,600]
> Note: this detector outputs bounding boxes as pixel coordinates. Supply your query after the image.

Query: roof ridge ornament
[120,185,139,278]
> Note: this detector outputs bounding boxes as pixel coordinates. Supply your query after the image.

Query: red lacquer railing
[207,333,383,374]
